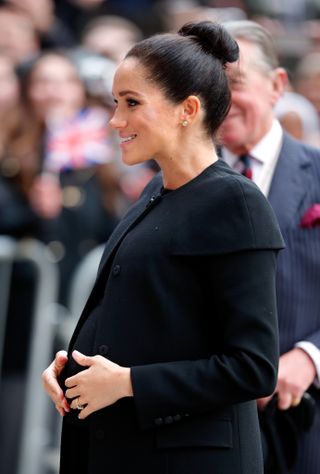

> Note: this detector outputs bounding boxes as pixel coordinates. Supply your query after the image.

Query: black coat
[60,160,284,474]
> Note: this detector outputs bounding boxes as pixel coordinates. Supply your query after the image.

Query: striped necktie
[239,154,253,180]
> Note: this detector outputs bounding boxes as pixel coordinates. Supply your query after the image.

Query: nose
[109,110,127,129]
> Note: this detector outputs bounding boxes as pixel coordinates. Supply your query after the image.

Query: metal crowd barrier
[59,243,105,348]
[0,237,59,474]
[0,237,105,474]
[44,242,105,473]
[0,237,16,378]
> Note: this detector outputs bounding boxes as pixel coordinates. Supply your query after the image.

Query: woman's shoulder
[196,159,264,206]
[192,160,285,252]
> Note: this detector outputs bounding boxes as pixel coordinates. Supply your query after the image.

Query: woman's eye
[127,99,139,107]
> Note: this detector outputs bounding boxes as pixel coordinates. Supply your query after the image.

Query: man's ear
[270,67,288,106]
[180,95,201,125]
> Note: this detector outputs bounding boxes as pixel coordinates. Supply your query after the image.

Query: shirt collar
[222,119,283,165]
[250,119,283,164]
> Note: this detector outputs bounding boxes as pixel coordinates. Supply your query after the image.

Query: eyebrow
[118,90,142,97]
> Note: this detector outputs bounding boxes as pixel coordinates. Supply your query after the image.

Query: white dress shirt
[222,119,320,384]
[223,119,283,196]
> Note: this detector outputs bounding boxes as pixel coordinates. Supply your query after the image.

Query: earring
[182,120,188,127]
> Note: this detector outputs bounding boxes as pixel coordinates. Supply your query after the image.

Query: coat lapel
[67,174,163,350]
[97,198,149,277]
[268,133,312,230]
[96,173,163,277]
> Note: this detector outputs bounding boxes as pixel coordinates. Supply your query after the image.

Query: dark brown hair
[125,21,239,137]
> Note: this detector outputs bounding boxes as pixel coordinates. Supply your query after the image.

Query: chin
[122,154,146,167]
[221,134,240,148]
[221,120,243,137]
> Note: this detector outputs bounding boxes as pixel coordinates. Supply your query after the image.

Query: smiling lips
[120,134,137,144]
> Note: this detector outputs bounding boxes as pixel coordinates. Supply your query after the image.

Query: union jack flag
[44,107,115,172]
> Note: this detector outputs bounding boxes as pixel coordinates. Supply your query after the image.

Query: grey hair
[222,20,279,73]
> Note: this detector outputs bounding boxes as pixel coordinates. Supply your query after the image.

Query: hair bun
[178,21,239,65]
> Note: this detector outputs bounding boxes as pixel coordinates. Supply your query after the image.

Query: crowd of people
[1,1,320,474]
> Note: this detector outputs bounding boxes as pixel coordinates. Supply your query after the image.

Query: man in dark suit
[220,20,320,474]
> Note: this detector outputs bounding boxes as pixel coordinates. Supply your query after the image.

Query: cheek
[69,85,85,104]
[143,107,166,125]
[29,88,43,104]
[220,97,254,142]
[233,97,263,130]
[139,113,172,143]
[232,92,253,113]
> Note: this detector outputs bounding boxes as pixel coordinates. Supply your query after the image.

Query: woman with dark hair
[43,21,284,474]
[6,50,121,304]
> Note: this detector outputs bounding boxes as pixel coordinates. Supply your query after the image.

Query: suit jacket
[267,133,320,474]
[60,160,284,474]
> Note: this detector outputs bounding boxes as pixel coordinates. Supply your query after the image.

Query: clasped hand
[257,347,316,410]
[42,350,132,419]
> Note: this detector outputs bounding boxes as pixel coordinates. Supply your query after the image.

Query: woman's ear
[180,95,201,125]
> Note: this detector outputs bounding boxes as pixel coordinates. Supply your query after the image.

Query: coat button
[112,264,121,276]
[154,417,164,426]
[98,344,109,355]
[164,416,173,424]
[95,429,105,440]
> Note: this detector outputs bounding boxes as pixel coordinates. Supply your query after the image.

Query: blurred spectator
[69,48,117,109]
[81,14,143,63]
[163,1,248,33]
[0,6,39,66]
[248,0,308,22]
[0,54,37,236]
[294,51,320,120]
[54,0,166,39]
[241,0,320,22]
[96,0,166,36]
[1,0,74,49]
[198,0,248,11]
[0,55,20,156]
[0,53,38,474]
[274,86,320,145]
[3,51,121,304]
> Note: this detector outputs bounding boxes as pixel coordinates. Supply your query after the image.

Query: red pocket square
[300,204,320,228]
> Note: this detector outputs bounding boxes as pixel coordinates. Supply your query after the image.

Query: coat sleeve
[131,247,280,431]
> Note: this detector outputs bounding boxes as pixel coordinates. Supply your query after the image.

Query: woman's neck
[159,142,218,190]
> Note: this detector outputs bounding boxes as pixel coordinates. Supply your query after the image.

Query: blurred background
[1,1,320,473]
